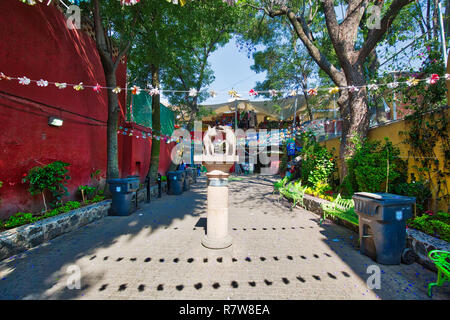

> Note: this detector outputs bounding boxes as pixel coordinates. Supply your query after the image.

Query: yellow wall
[321,113,449,212]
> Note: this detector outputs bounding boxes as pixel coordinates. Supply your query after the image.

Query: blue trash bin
[189,167,197,184]
[180,170,189,191]
[167,171,183,195]
[186,168,195,185]
[353,192,416,265]
[107,177,140,216]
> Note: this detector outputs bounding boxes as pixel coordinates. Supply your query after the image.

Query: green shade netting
[126,93,175,136]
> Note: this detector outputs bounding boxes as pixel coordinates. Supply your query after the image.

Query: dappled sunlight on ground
[0,175,448,299]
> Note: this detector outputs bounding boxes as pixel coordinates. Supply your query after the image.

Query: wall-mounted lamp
[48,116,63,127]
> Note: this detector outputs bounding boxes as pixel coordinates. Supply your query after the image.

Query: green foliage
[61,201,82,211]
[38,201,82,220]
[78,185,97,203]
[398,41,450,210]
[1,195,105,231]
[126,0,242,127]
[88,195,105,204]
[22,161,71,209]
[339,175,355,197]
[2,212,38,229]
[299,131,336,188]
[90,169,102,181]
[345,137,406,193]
[393,181,432,213]
[78,185,96,195]
[408,211,450,242]
[279,142,288,175]
[78,169,105,203]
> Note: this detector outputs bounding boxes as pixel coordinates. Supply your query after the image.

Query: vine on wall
[399,43,450,212]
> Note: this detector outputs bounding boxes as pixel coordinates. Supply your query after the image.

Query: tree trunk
[338,68,370,182]
[302,90,313,122]
[147,64,161,185]
[104,70,120,180]
[93,0,120,181]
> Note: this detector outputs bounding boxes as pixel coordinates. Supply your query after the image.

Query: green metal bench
[319,194,358,226]
[428,250,450,297]
[279,181,306,209]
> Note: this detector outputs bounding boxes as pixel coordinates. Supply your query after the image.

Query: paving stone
[0,175,448,300]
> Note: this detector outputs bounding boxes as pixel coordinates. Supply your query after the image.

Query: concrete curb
[0,200,111,261]
[406,228,450,271]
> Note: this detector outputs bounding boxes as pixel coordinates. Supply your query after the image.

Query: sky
[196,37,267,105]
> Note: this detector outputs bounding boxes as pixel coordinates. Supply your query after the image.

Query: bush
[407,211,450,242]
[78,185,97,203]
[22,161,71,210]
[393,180,432,212]
[345,137,406,193]
[299,131,336,188]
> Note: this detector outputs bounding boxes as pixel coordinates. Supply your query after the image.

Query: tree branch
[285,9,346,86]
[358,0,414,62]
[113,41,132,71]
[93,0,113,69]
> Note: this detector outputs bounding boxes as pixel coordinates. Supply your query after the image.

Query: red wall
[117,122,176,183]
[0,1,128,218]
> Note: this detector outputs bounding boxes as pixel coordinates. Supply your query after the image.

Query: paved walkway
[0,175,448,300]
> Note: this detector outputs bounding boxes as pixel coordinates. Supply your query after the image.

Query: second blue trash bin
[186,167,196,184]
[107,177,140,216]
[167,171,184,195]
[180,170,189,191]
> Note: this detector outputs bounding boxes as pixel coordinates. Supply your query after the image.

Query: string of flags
[117,127,183,143]
[18,0,236,6]
[19,0,89,5]
[119,120,337,146]
[2,71,448,99]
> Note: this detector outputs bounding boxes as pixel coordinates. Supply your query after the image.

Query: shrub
[299,131,336,188]
[345,137,406,193]
[393,180,432,212]
[78,185,97,203]
[22,161,71,211]
[407,211,450,242]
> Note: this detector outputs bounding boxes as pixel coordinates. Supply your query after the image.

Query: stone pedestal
[194,154,238,249]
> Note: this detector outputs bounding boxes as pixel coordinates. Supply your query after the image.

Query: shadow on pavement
[0,177,208,299]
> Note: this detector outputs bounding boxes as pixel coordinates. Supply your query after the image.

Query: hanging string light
[2,71,448,97]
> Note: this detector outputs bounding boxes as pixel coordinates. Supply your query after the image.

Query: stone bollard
[202,169,233,249]
[194,155,238,249]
